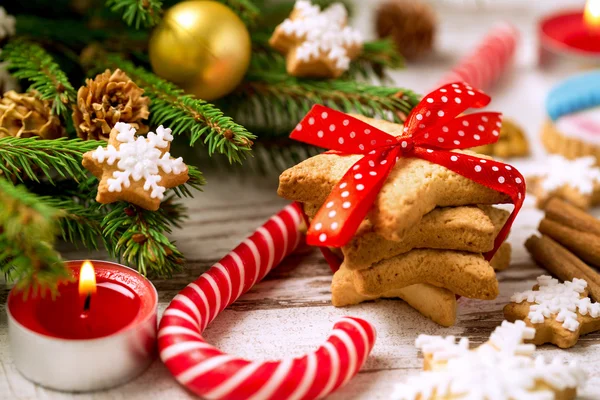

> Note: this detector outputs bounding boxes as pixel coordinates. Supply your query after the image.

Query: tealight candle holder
[7,260,158,392]
[539,0,600,66]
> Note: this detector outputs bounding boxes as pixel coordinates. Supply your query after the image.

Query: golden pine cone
[73,69,150,140]
[0,91,65,139]
[375,0,436,60]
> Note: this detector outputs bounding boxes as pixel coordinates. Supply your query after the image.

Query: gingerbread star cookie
[527,155,600,210]
[331,266,458,327]
[305,203,509,270]
[504,275,600,349]
[269,0,363,78]
[278,115,509,243]
[353,248,499,300]
[83,122,189,211]
[394,320,586,400]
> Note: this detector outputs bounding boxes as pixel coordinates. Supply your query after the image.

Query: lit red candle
[7,260,157,392]
[539,0,600,62]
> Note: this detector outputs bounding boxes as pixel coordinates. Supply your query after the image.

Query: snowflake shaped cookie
[393,320,586,400]
[504,275,600,348]
[527,155,600,210]
[269,0,363,78]
[83,122,189,211]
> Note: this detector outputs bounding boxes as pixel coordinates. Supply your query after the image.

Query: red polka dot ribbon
[290,82,526,260]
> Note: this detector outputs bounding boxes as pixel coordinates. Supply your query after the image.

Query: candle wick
[83,292,92,312]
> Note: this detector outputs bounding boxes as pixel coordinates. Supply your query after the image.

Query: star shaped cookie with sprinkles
[504,275,600,349]
[269,0,363,78]
[83,122,189,211]
[393,320,586,400]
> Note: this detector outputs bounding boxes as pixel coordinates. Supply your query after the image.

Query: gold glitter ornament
[148,0,251,101]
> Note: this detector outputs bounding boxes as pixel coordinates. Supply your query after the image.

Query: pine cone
[375,0,436,60]
[0,91,65,139]
[73,69,150,141]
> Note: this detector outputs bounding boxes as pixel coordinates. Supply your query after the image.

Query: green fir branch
[0,40,76,119]
[223,70,420,138]
[101,54,255,163]
[251,35,403,81]
[171,165,206,198]
[0,137,101,183]
[106,0,163,29]
[15,15,108,47]
[102,200,185,277]
[39,196,106,250]
[351,39,403,81]
[218,0,260,27]
[0,179,70,294]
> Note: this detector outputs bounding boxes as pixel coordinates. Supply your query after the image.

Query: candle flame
[585,0,600,28]
[78,261,97,296]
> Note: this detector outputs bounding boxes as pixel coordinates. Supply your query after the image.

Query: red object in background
[436,23,519,91]
[8,261,155,340]
[540,10,600,56]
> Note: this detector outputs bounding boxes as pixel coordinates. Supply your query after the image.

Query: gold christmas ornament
[149,0,251,101]
[72,69,150,141]
[0,91,65,139]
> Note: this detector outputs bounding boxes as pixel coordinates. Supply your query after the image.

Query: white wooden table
[2,2,600,399]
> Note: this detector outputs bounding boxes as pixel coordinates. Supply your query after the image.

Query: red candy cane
[158,203,376,400]
[437,23,519,90]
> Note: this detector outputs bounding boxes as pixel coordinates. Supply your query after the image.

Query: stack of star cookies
[278,115,512,327]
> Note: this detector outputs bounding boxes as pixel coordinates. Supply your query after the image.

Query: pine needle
[0,40,76,119]
[0,179,70,294]
[251,35,403,81]
[0,137,102,184]
[223,70,420,138]
[102,200,185,277]
[40,196,106,250]
[102,54,255,163]
[106,0,163,29]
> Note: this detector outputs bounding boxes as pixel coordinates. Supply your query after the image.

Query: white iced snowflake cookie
[527,154,600,210]
[269,0,363,78]
[83,122,189,211]
[393,320,586,400]
[504,275,600,349]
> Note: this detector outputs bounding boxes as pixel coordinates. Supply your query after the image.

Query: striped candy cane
[158,203,377,400]
[436,23,519,91]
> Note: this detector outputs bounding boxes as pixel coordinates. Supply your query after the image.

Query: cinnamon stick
[545,197,600,236]
[539,218,600,268]
[525,235,600,302]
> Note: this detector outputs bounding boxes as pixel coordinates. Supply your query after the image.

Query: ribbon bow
[290,82,526,260]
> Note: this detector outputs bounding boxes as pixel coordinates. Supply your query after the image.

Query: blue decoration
[546,71,600,121]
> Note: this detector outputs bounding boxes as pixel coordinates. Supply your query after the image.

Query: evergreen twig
[0,40,77,119]
[0,137,101,183]
[224,70,420,138]
[101,54,255,163]
[106,0,163,29]
[40,197,106,250]
[352,39,403,81]
[171,165,206,198]
[102,199,185,277]
[251,35,402,81]
[0,179,70,294]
